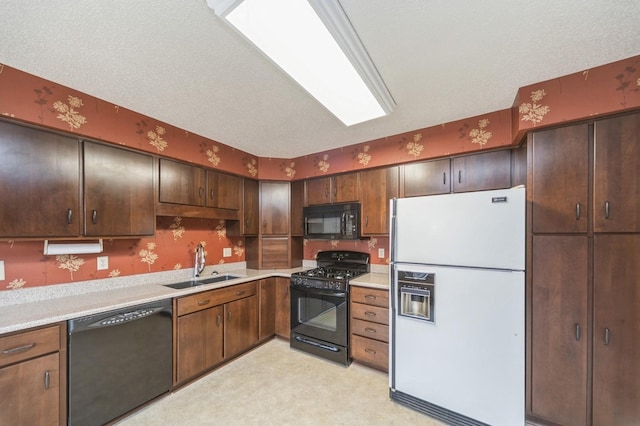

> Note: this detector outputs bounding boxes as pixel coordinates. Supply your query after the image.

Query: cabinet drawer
[351,335,388,372]
[350,286,389,308]
[0,325,60,367]
[177,282,257,316]
[351,318,389,343]
[351,302,389,325]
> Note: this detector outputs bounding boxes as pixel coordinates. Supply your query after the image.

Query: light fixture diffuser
[207,0,395,126]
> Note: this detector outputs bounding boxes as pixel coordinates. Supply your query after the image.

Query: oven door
[290,286,348,346]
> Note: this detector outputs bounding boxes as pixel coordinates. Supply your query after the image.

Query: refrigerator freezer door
[392,264,525,426]
[393,187,525,270]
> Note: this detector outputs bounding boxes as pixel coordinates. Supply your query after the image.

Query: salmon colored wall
[1,217,244,290]
[1,54,639,290]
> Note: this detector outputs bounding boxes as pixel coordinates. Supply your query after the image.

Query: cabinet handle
[44,370,51,390]
[458,170,462,184]
[91,209,97,224]
[364,327,377,334]
[285,286,289,296]
[575,323,581,341]
[604,328,610,345]
[67,209,73,224]
[575,203,581,220]
[365,216,369,227]
[217,314,222,326]
[2,343,36,355]
[198,299,211,306]
[228,311,232,322]
[364,295,376,300]
[199,187,204,199]
[443,172,446,185]
[364,348,377,355]
[245,219,250,227]
[333,187,337,197]
[605,201,610,219]
[263,220,267,228]
[364,311,376,317]
[235,290,245,296]
[325,188,329,198]
[210,189,215,200]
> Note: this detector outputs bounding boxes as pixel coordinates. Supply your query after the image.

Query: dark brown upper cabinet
[530,123,590,234]
[306,173,359,205]
[452,150,512,193]
[0,120,154,238]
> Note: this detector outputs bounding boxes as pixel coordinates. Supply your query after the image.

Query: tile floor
[116,338,444,425]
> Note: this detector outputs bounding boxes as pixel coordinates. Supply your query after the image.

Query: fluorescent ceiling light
[207,0,395,126]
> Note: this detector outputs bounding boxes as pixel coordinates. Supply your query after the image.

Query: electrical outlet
[0,260,4,280]
[97,256,109,271]
[223,247,232,257]
[378,248,385,258]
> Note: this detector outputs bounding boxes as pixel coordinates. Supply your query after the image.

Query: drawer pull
[67,209,73,224]
[364,311,376,317]
[364,328,377,334]
[235,290,246,296]
[365,348,377,355]
[217,314,222,326]
[364,295,377,300]
[198,299,211,306]
[2,343,36,355]
[91,209,98,224]
[44,370,51,389]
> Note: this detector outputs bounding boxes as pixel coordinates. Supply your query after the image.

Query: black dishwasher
[67,299,173,426]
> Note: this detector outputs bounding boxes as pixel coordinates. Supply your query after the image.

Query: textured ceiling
[1,1,639,158]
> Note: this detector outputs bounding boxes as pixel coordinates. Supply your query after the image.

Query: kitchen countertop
[0,263,391,335]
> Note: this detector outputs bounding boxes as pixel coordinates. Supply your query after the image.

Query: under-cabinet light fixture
[206,0,395,126]
[43,240,104,255]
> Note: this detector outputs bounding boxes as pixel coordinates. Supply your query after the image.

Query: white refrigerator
[389,187,525,426]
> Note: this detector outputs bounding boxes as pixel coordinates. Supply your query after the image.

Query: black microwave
[303,203,361,240]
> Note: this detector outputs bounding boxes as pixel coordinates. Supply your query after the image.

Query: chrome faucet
[194,243,205,277]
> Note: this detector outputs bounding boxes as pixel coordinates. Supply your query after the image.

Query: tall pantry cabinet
[527,111,640,426]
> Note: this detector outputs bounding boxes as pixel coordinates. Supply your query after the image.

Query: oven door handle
[296,288,347,298]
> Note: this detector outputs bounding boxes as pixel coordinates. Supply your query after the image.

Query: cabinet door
[594,112,640,233]
[159,158,205,206]
[243,179,260,235]
[84,142,155,236]
[275,277,291,338]
[0,352,60,425]
[403,158,451,197]
[259,278,276,340]
[0,121,81,238]
[306,177,332,205]
[452,150,511,193]
[260,182,289,235]
[359,167,398,235]
[530,236,588,425]
[224,295,258,359]
[206,171,241,210]
[333,173,359,203]
[176,305,224,383]
[593,235,640,425]
[290,180,304,236]
[531,124,589,233]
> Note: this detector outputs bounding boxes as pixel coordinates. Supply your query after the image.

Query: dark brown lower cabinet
[224,295,258,359]
[176,305,224,384]
[259,278,276,341]
[592,235,640,425]
[275,277,291,339]
[530,234,640,425]
[530,235,588,425]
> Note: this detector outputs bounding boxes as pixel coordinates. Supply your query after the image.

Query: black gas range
[290,251,370,365]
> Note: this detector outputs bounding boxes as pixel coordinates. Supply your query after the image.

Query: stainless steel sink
[163,274,241,289]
